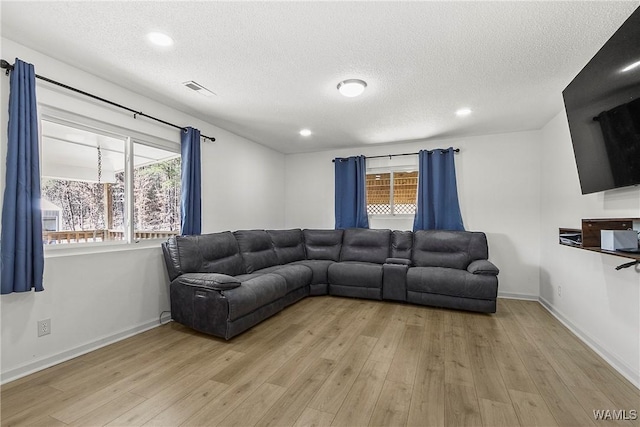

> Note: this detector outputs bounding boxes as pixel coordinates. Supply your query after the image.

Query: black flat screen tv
[563,6,640,195]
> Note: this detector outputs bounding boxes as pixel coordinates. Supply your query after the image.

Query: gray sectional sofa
[162,228,499,339]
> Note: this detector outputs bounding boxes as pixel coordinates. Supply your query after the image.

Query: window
[366,170,418,216]
[40,118,180,245]
[131,142,181,238]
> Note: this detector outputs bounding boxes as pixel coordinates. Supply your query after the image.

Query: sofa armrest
[467,260,499,276]
[162,239,182,282]
[173,273,242,291]
[383,262,408,301]
[385,257,411,266]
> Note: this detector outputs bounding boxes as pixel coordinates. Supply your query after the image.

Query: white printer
[600,230,639,251]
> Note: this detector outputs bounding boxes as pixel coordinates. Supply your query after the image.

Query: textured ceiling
[1,1,638,154]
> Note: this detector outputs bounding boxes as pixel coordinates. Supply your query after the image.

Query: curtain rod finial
[1,59,14,75]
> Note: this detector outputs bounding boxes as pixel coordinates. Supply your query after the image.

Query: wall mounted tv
[563,6,640,195]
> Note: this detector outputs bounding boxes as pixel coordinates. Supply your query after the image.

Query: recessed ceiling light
[621,60,640,72]
[147,32,174,47]
[337,79,367,97]
[299,129,312,137]
[456,108,472,117]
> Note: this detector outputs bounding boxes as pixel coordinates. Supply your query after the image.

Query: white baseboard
[498,291,539,301]
[538,296,640,390]
[1,319,161,385]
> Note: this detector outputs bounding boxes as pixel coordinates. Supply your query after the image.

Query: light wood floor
[1,297,638,427]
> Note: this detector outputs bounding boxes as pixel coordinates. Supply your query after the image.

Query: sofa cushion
[290,260,335,285]
[171,232,245,276]
[340,229,391,264]
[235,264,313,294]
[411,230,489,270]
[173,273,241,290]
[224,273,287,321]
[328,261,383,288]
[267,229,306,264]
[269,264,313,293]
[391,230,413,259]
[233,273,263,282]
[234,230,279,273]
[407,267,498,300]
[303,229,343,261]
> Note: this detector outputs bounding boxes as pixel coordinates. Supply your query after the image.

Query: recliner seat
[406,230,499,313]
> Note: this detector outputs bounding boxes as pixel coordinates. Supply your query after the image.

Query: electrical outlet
[37,319,51,337]
[557,285,562,297]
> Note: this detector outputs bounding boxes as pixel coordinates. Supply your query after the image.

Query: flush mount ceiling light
[456,108,472,117]
[147,32,174,47]
[299,129,312,137]
[337,79,367,97]
[621,60,640,72]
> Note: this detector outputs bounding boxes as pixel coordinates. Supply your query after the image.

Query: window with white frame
[366,169,418,216]
[40,118,180,245]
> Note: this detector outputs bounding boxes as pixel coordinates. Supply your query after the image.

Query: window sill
[44,239,165,258]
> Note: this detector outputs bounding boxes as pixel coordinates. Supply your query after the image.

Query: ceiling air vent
[182,81,216,97]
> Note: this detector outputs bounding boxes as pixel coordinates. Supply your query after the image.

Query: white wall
[539,110,640,387]
[0,39,285,382]
[285,131,542,299]
[202,131,285,233]
[1,247,169,382]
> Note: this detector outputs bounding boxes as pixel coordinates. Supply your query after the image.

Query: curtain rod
[1,59,216,142]
[332,148,460,162]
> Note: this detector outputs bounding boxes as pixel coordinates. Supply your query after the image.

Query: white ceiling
[1,1,638,154]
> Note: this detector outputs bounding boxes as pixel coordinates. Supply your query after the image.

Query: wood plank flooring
[1,297,638,426]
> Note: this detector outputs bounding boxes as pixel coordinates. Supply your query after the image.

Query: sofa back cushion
[165,232,245,279]
[234,230,279,273]
[391,230,413,259]
[267,229,306,264]
[411,230,489,269]
[340,228,391,264]
[303,229,343,261]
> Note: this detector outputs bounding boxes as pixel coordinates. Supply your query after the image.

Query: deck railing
[43,229,179,244]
